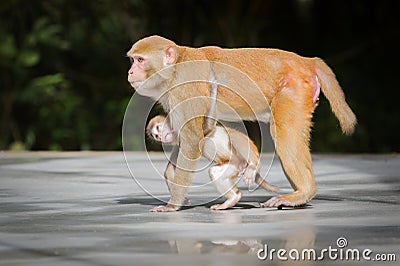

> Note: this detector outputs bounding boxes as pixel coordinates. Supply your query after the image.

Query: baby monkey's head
[146,115,177,144]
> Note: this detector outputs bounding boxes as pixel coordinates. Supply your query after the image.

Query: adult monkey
[127,35,356,212]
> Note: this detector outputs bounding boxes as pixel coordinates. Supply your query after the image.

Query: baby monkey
[146,80,279,210]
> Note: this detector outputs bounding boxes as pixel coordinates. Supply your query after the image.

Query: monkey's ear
[163,45,178,65]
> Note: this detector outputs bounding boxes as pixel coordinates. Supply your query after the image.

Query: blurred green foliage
[0,0,399,152]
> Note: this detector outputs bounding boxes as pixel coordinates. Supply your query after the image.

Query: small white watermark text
[257,237,397,262]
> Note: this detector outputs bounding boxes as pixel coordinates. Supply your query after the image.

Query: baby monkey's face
[150,121,176,144]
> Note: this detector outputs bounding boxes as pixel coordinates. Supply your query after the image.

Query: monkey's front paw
[150,205,180,212]
[243,176,255,186]
[260,195,293,208]
[242,166,256,186]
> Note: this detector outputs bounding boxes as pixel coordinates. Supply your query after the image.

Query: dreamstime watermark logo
[257,237,397,262]
[122,60,276,205]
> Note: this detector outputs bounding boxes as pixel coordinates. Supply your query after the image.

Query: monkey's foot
[210,193,241,211]
[210,202,233,210]
[260,190,315,208]
[260,195,293,208]
[150,205,180,212]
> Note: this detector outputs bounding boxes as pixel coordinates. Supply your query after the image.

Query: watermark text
[257,237,397,262]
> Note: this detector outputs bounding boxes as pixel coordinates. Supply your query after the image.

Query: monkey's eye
[137,57,144,63]
[129,57,134,63]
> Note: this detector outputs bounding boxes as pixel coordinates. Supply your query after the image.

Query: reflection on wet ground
[0,152,399,265]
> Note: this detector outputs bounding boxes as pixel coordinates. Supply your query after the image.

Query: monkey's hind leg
[209,164,241,210]
[261,86,316,208]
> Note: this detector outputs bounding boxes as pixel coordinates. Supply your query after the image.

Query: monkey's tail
[314,58,357,135]
[255,175,279,193]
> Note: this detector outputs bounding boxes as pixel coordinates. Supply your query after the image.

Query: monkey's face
[126,54,152,88]
[150,122,176,144]
[127,36,178,90]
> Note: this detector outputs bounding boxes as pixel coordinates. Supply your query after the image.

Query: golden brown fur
[127,35,357,211]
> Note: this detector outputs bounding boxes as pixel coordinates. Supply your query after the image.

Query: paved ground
[0,152,399,266]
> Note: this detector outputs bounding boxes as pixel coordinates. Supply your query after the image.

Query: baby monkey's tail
[255,174,279,193]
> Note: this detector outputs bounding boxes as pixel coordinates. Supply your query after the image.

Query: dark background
[0,0,399,152]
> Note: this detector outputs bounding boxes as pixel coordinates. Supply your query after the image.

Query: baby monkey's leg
[209,164,241,210]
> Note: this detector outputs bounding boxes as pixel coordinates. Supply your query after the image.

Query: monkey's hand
[150,205,180,212]
[243,176,255,186]
[242,164,257,186]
